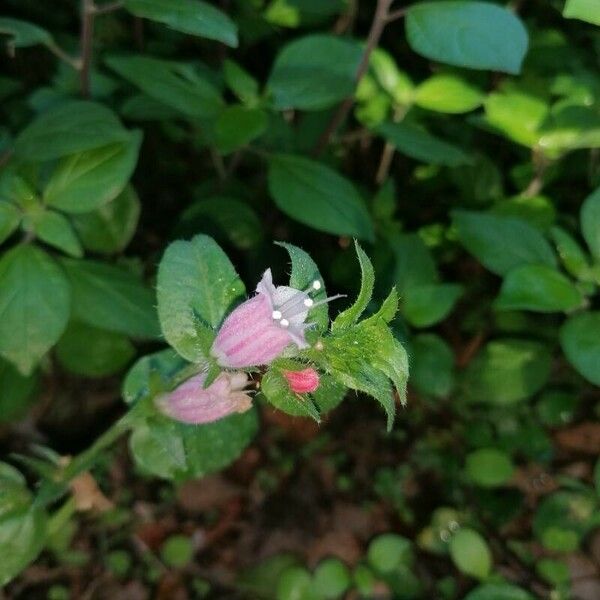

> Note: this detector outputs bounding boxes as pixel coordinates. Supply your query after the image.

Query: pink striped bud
[156,371,252,425]
[211,269,343,369]
[283,368,320,394]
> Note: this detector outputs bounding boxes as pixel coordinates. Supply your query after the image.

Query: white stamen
[272,310,282,320]
[303,298,314,307]
[312,280,322,291]
[280,318,289,327]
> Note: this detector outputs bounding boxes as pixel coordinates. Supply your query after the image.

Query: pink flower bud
[211,269,343,369]
[283,368,320,394]
[156,370,252,425]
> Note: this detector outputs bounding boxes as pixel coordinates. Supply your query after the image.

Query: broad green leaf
[56,321,135,378]
[156,235,245,362]
[24,210,82,257]
[449,528,491,579]
[388,232,438,293]
[276,241,329,331]
[267,34,362,110]
[402,283,463,327]
[62,259,160,339]
[495,264,583,313]
[560,312,600,385]
[130,409,258,480]
[415,74,484,114]
[581,185,600,261]
[563,0,600,25]
[410,334,455,398]
[313,558,351,600]
[0,246,70,375]
[465,448,514,488]
[268,154,375,241]
[333,241,374,330]
[0,171,39,210]
[0,358,38,422]
[549,227,593,282]
[484,88,548,148]
[276,566,316,600]
[538,105,600,152]
[367,534,414,573]
[178,196,262,251]
[464,583,534,600]
[453,211,556,275]
[123,0,238,46]
[14,101,130,161]
[223,59,260,106]
[106,55,223,118]
[463,339,552,405]
[261,367,321,421]
[120,93,181,121]
[376,121,471,167]
[44,131,142,213]
[0,201,20,244]
[368,48,415,106]
[71,186,140,254]
[492,195,556,231]
[406,1,528,74]
[0,17,52,49]
[214,106,267,154]
[0,466,47,586]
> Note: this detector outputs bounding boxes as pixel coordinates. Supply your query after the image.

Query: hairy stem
[313,0,395,157]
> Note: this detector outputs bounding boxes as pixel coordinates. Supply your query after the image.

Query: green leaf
[62,258,160,339]
[376,121,471,167]
[313,558,351,600]
[464,583,534,600]
[367,534,414,573]
[43,131,142,214]
[56,321,135,378]
[267,34,362,110]
[261,367,321,421]
[465,448,514,488]
[0,246,70,375]
[449,528,491,580]
[276,566,317,600]
[130,409,258,480]
[563,0,600,25]
[462,339,552,405]
[402,283,463,327]
[415,74,484,114]
[276,241,329,331]
[0,201,20,243]
[268,154,375,241]
[453,210,556,275]
[214,106,267,154]
[484,88,548,148]
[123,0,238,46]
[106,55,223,119]
[581,185,600,261]
[550,226,593,282]
[388,232,438,293]
[156,235,245,362]
[495,264,583,313]
[492,195,556,232]
[24,210,82,257]
[333,241,374,330]
[223,59,260,106]
[71,185,140,254]
[406,1,528,74]
[0,17,52,49]
[14,101,130,161]
[178,196,262,251]
[0,358,38,422]
[0,465,47,586]
[410,334,455,398]
[560,312,600,385]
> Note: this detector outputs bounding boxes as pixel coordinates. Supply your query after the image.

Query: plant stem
[80,0,95,97]
[46,41,81,70]
[93,0,124,15]
[313,0,395,157]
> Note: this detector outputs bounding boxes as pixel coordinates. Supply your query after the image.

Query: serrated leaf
[332,241,374,330]
[156,235,245,362]
[123,0,238,47]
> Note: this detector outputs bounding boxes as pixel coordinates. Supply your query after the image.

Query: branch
[80,0,95,97]
[386,7,408,22]
[313,0,395,156]
[92,0,124,14]
[45,41,81,70]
